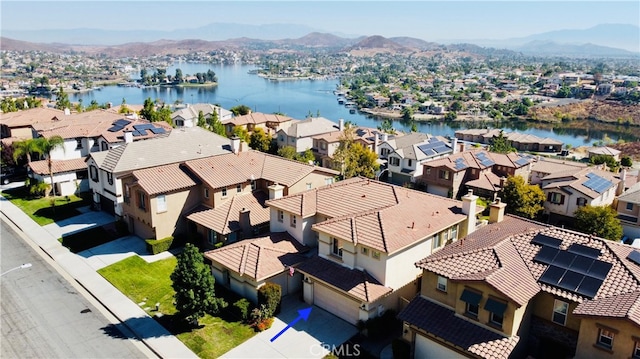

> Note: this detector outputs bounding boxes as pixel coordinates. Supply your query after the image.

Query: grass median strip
[1,187,89,225]
[98,255,255,358]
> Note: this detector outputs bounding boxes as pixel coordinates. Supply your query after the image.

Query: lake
[70,63,637,148]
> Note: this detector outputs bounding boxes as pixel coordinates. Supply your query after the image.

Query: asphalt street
[0,216,154,359]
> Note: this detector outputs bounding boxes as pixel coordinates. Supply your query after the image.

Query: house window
[548,192,565,205]
[627,202,634,211]
[107,172,113,185]
[124,184,130,204]
[407,159,413,167]
[576,197,587,207]
[236,184,242,193]
[597,328,614,349]
[460,288,482,318]
[485,298,507,328]
[361,247,369,256]
[389,157,400,166]
[306,183,312,190]
[372,251,381,260]
[277,210,284,222]
[222,187,227,197]
[437,276,447,292]
[290,215,297,228]
[251,180,257,191]
[204,188,209,199]
[490,312,504,327]
[439,170,450,180]
[208,230,218,245]
[426,168,431,175]
[101,142,109,151]
[76,138,83,149]
[552,299,568,325]
[320,142,326,150]
[89,165,99,182]
[325,177,334,185]
[451,225,458,241]
[156,195,167,213]
[331,237,343,258]
[633,341,640,358]
[137,191,147,211]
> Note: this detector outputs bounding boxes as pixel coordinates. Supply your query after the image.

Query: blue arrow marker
[270,307,312,342]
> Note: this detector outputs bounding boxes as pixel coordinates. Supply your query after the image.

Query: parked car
[1,166,28,185]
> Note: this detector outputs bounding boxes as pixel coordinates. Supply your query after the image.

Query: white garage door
[415,333,465,359]
[427,185,450,198]
[313,283,359,325]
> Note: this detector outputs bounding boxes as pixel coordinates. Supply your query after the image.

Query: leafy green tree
[332,125,380,179]
[230,105,251,116]
[37,136,65,197]
[489,131,515,154]
[481,92,492,101]
[589,154,619,172]
[450,101,463,112]
[197,110,206,128]
[557,86,572,98]
[155,106,172,125]
[55,87,71,110]
[232,126,250,143]
[209,110,226,137]
[277,146,297,160]
[377,119,394,134]
[500,175,545,219]
[174,68,183,84]
[119,98,130,114]
[621,156,633,167]
[574,205,623,241]
[249,128,272,152]
[257,283,282,318]
[296,149,315,164]
[401,107,413,120]
[171,243,226,325]
[444,112,457,121]
[139,97,156,121]
[13,138,43,164]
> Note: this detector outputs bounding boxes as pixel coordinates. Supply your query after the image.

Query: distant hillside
[516,40,639,58]
[283,32,357,48]
[0,37,71,52]
[343,35,412,54]
[389,37,443,51]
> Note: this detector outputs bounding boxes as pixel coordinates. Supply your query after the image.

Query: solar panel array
[582,172,613,194]
[532,236,611,298]
[628,250,640,266]
[417,138,452,157]
[475,152,495,167]
[107,119,132,132]
[454,157,468,171]
[131,123,167,137]
[514,157,529,166]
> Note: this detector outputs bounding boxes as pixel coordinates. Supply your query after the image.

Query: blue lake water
[70,63,637,148]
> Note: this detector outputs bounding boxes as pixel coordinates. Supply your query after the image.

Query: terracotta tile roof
[541,167,620,199]
[187,191,270,235]
[224,112,294,126]
[0,107,65,129]
[588,146,621,156]
[280,117,340,138]
[617,182,640,204]
[29,157,88,175]
[311,188,468,254]
[131,163,198,196]
[204,232,309,282]
[171,104,232,122]
[398,296,519,359]
[184,150,337,190]
[573,291,640,325]
[425,149,483,172]
[465,171,503,192]
[296,256,392,302]
[530,157,588,175]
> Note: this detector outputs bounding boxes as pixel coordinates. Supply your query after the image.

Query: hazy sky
[2,1,639,40]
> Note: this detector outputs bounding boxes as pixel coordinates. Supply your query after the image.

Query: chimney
[461,189,478,236]
[452,137,458,154]
[230,136,240,154]
[268,183,284,200]
[64,108,71,115]
[124,131,133,144]
[617,167,627,195]
[382,133,389,142]
[373,133,380,155]
[339,119,344,131]
[239,208,252,236]
[489,197,507,224]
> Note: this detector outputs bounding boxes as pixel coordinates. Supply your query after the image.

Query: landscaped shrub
[391,338,410,359]
[250,304,274,332]
[258,282,282,317]
[365,310,398,339]
[145,236,174,254]
[233,298,251,321]
[255,317,274,332]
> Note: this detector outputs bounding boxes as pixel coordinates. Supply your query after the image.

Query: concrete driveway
[42,206,115,239]
[78,235,177,270]
[221,296,357,359]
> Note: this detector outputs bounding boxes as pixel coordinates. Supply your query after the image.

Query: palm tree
[12,138,43,164]
[37,135,65,197]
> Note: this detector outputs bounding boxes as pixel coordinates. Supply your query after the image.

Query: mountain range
[1,23,638,58]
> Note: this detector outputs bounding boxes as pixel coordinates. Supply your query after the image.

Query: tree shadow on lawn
[100,314,199,340]
[61,224,126,253]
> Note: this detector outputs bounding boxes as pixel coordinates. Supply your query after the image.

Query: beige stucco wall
[150,188,200,240]
[575,317,640,359]
[288,171,335,193]
[385,239,432,289]
[531,293,581,331]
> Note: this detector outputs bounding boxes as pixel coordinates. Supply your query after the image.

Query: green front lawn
[98,256,255,358]
[1,187,90,225]
[60,223,127,253]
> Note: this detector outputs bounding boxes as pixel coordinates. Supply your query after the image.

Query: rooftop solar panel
[567,243,601,259]
[628,250,640,266]
[552,251,577,269]
[150,127,166,134]
[587,260,613,280]
[539,265,565,286]
[108,125,124,132]
[575,275,604,298]
[531,233,562,248]
[570,255,594,275]
[114,119,131,127]
[558,270,584,292]
[133,123,154,131]
[480,159,495,167]
[132,130,143,137]
[534,246,559,264]
[582,173,613,194]
[515,158,529,166]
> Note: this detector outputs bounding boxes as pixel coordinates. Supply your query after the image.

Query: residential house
[529,157,588,185]
[265,178,483,325]
[276,116,341,154]
[378,132,454,186]
[616,178,640,239]
[170,103,233,128]
[222,112,295,137]
[541,167,620,226]
[588,146,622,162]
[399,209,640,359]
[313,126,392,169]
[420,149,532,199]
[0,106,65,142]
[25,109,170,196]
[87,126,231,217]
[455,129,563,153]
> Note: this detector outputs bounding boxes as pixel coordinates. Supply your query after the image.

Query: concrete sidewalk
[0,196,198,359]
